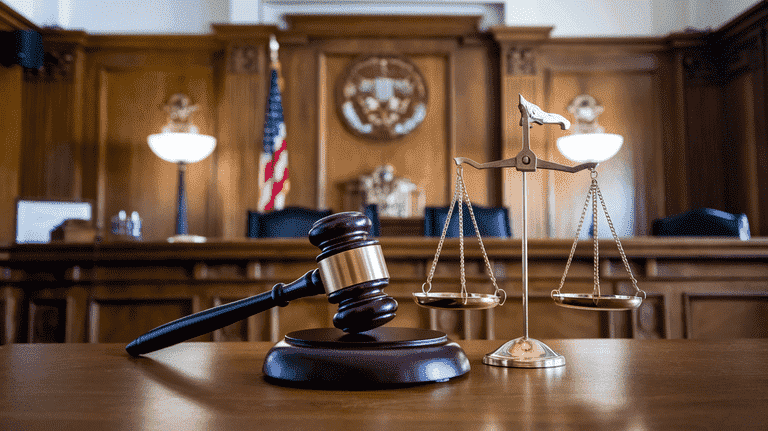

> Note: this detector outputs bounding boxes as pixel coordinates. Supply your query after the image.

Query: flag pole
[270,35,289,198]
[257,35,290,213]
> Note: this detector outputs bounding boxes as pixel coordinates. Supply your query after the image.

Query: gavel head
[308,211,398,333]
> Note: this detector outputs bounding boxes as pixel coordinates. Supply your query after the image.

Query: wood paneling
[0,15,511,241]
[664,2,768,236]
[28,298,67,343]
[99,67,217,239]
[0,66,22,244]
[212,26,275,238]
[18,30,88,204]
[286,15,482,39]
[685,293,768,339]
[2,238,767,344]
[3,11,763,241]
[0,2,37,31]
[0,4,39,245]
[492,31,665,239]
[79,38,226,238]
[547,72,657,238]
[90,297,194,343]
[323,51,450,211]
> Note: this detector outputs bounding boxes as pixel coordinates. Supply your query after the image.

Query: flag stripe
[258,68,289,212]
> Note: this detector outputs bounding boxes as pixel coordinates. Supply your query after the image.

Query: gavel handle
[126,270,324,356]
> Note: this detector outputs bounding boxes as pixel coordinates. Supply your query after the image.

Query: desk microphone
[126,212,397,356]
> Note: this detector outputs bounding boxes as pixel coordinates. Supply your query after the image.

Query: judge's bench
[2,237,767,345]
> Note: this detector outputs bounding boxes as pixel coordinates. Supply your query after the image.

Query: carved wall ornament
[507,46,535,75]
[159,93,201,133]
[23,49,75,81]
[336,55,428,141]
[566,94,605,134]
[229,44,260,74]
[682,49,720,84]
[359,164,422,218]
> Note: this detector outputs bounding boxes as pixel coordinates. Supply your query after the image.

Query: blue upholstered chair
[424,203,512,238]
[363,204,381,237]
[247,207,333,238]
[651,208,750,240]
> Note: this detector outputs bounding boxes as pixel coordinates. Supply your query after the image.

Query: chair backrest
[363,204,381,237]
[424,203,512,238]
[651,208,750,240]
[247,207,333,238]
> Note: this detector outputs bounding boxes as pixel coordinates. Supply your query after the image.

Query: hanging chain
[457,170,467,301]
[422,164,463,294]
[460,174,506,305]
[595,181,645,298]
[552,169,646,300]
[421,164,507,305]
[591,170,600,298]
[552,176,594,298]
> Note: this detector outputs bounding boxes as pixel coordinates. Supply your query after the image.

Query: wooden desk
[1,339,767,430]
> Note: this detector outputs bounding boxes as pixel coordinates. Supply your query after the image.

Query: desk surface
[2,338,767,430]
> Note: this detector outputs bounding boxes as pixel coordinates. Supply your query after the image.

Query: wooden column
[20,30,88,202]
[490,27,553,239]
[0,2,38,244]
[213,25,277,239]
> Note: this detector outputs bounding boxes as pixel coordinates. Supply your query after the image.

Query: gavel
[126,211,398,356]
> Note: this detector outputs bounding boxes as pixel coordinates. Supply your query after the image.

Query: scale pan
[552,293,642,311]
[413,292,500,310]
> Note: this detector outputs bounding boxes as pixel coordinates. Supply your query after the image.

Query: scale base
[263,327,470,389]
[483,337,565,368]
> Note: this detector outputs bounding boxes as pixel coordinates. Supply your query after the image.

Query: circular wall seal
[336,55,428,141]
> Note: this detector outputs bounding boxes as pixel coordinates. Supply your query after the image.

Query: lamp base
[483,337,565,368]
[167,234,207,243]
[263,327,470,389]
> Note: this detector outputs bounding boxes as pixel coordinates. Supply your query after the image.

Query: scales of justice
[126,94,646,387]
[413,94,646,368]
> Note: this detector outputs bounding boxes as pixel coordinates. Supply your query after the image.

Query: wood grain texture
[323,52,450,211]
[2,6,767,243]
[1,238,767,344]
[1,339,767,430]
[0,67,22,244]
[286,15,482,38]
[0,1,38,31]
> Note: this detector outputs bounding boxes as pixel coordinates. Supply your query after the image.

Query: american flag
[258,68,289,212]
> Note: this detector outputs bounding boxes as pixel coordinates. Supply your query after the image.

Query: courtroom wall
[3,6,768,243]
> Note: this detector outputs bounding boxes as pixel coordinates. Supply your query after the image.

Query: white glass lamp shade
[556,133,623,163]
[147,132,217,164]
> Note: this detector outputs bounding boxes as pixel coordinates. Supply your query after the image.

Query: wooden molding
[546,36,667,50]
[664,31,708,50]
[39,28,88,46]
[718,0,768,42]
[212,24,278,41]
[285,15,482,38]
[84,34,221,51]
[722,32,763,77]
[18,30,86,81]
[22,49,75,81]
[490,26,553,43]
[0,2,38,31]
[212,25,279,75]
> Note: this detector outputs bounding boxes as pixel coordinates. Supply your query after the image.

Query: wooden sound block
[263,327,470,388]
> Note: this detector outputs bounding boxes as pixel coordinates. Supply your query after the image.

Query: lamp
[556,95,623,163]
[148,93,216,243]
